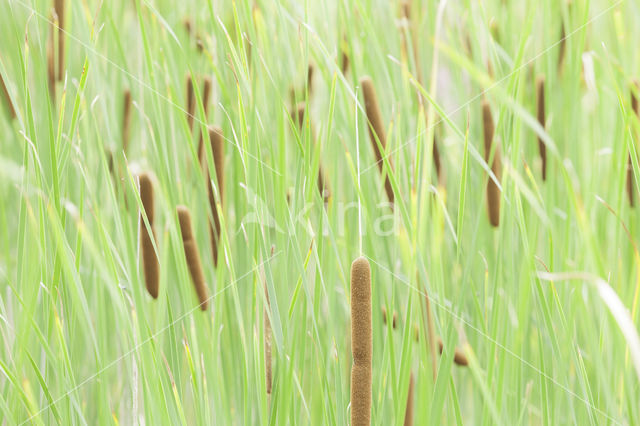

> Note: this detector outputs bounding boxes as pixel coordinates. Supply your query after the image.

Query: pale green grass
[0,0,639,424]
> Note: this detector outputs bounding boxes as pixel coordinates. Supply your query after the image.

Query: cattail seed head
[206,126,225,266]
[536,76,547,181]
[122,89,132,153]
[350,256,372,426]
[0,70,16,120]
[54,0,65,81]
[177,205,209,310]
[558,23,566,73]
[139,172,159,299]
[629,81,639,207]
[403,372,414,426]
[186,75,195,129]
[437,338,469,367]
[46,17,56,102]
[360,76,395,205]
[307,63,314,94]
[482,100,501,227]
[340,35,350,75]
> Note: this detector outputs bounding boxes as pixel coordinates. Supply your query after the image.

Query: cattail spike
[307,63,314,95]
[360,76,395,205]
[629,81,639,207]
[558,23,566,73]
[123,90,132,153]
[205,126,225,266]
[340,35,350,75]
[403,373,414,426]
[482,100,501,227]
[1,69,16,119]
[437,338,469,367]
[46,16,56,102]
[139,173,159,299]
[177,205,209,310]
[186,75,195,129]
[54,0,65,81]
[536,76,547,181]
[350,256,372,426]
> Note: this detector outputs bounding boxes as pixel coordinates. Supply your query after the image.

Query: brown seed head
[536,76,547,180]
[177,205,208,310]
[350,256,372,426]
[139,172,159,299]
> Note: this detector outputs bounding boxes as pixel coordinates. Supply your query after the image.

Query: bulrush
[536,76,547,181]
[54,0,65,81]
[186,75,195,129]
[558,23,566,73]
[307,63,314,95]
[350,257,372,426]
[197,77,213,162]
[122,90,132,153]
[0,70,16,119]
[139,173,159,299]
[360,76,395,205]
[628,82,639,207]
[47,16,56,102]
[177,206,209,310]
[340,35,350,75]
[403,373,414,426]
[482,100,501,227]
[205,126,225,266]
[437,338,469,367]
[291,102,330,202]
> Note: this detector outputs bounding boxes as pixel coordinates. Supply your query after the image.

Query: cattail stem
[482,100,501,227]
[47,16,56,102]
[536,76,547,181]
[204,126,224,266]
[139,173,159,299]
[350,257,372,426]
[292,103,331,202]
[403,372,414,426]
[360,76,395,205]
[629,82,639,207]
[123,90,132,153]
[1,69,16,119]
[54,0,65,81]
[186,75,195,129]
[437,338,469,366]
[177,206,209,310]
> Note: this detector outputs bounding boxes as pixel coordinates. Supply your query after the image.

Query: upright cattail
[482,100,501,227]
[54,0,65,81]
[307,63,314,95]
[291,102,331,202]
[340,35,350,75]
[122,89,132,153]
[360,76,395,205]
[628,81,639,207]
[205,126,225,266]
[0,70,16,119]
[177,206,209,310]
[350,256,372,426]
[46,16,56,102]
[536,76,547,181]
[196,77,213,161]
[557,23,566,73]
[403,373,414,426]
[437,338,469,366]
[186,75,195,129]
[139,173,159,299]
